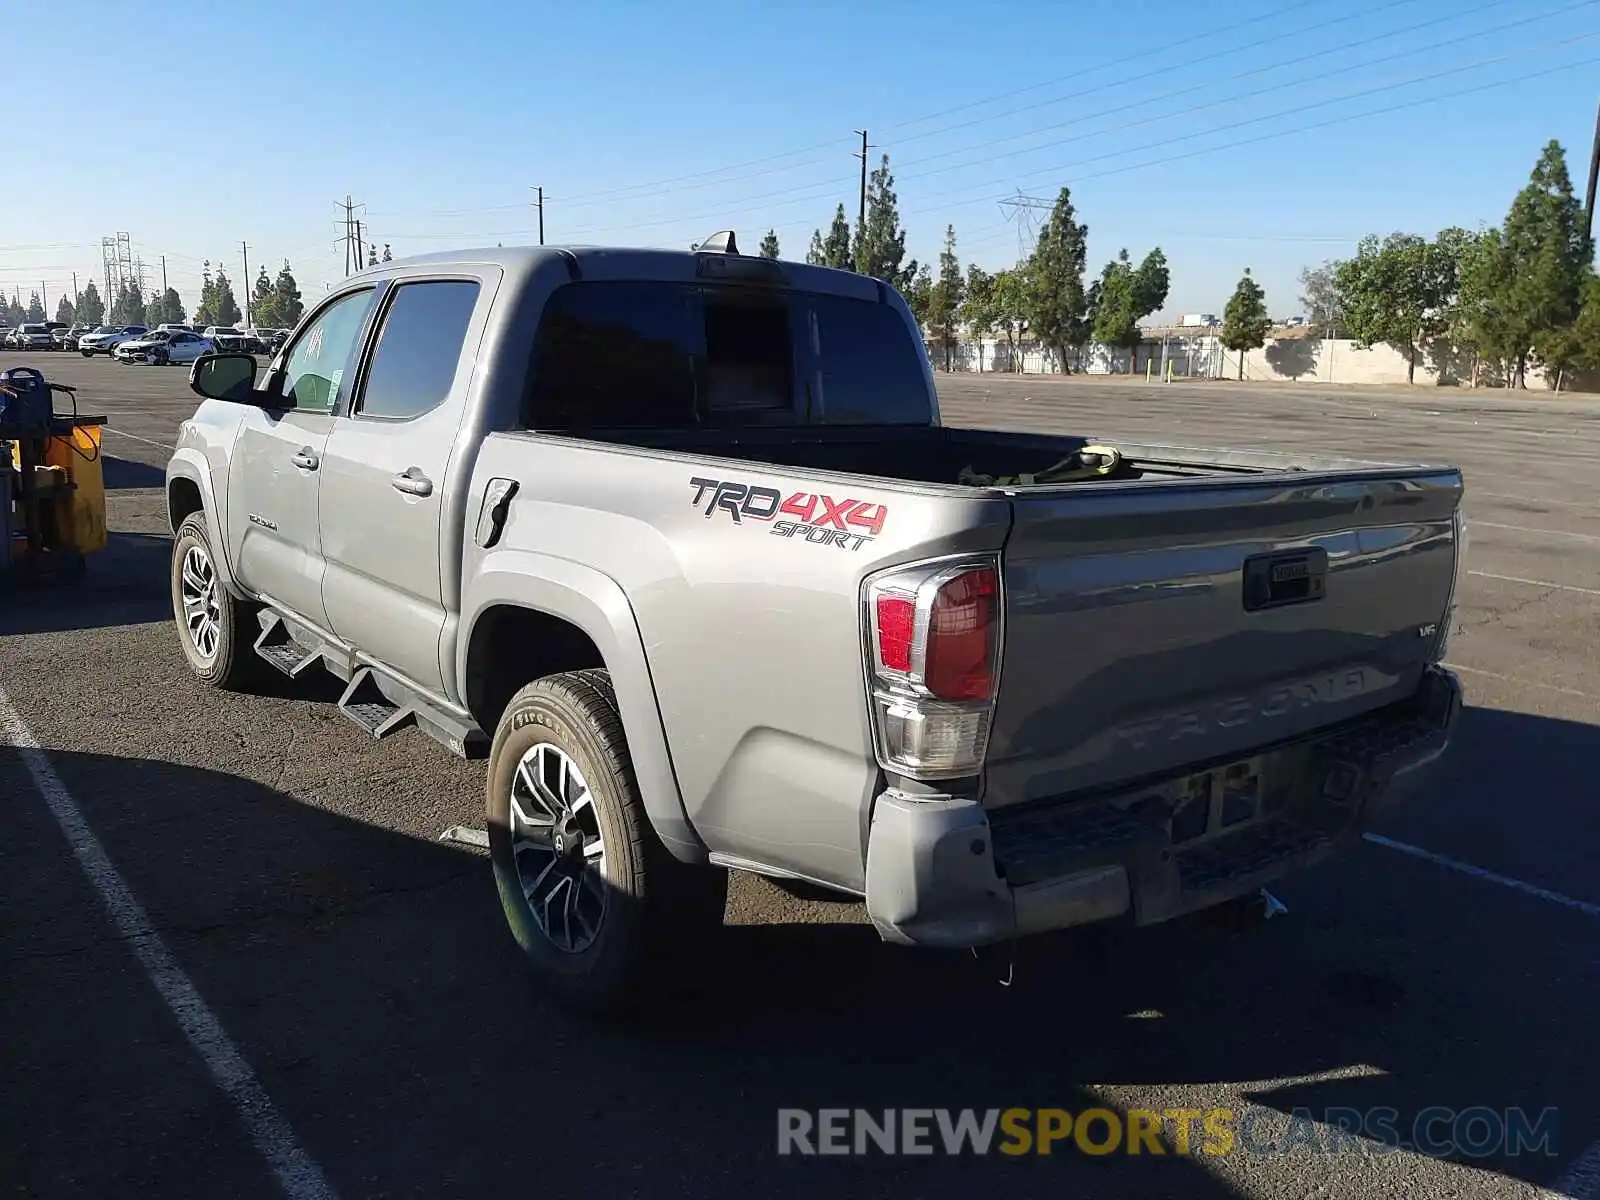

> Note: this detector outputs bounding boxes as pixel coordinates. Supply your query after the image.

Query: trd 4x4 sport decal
[688,476,887,551]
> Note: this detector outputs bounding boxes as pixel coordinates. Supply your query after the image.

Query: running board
[337,668,416,738]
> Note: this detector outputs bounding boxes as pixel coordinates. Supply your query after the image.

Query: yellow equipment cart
[1,366,107,581]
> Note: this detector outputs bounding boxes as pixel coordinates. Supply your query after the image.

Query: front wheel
[486,670,727,1017]
[170,513,262,690]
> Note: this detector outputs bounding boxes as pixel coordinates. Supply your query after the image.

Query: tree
[1334,231,1462,384]
[367,244,378,268]
[1297,260,1344,337]
[903,263,933,328]
[5,298,23,325]
[1510,142,1593,386]
[806,204,854,269]
[758,229,780,260]
[1021,186,1090,372]
[76,282,104,326]
[1221,269,1272,380]
[925,225,965,371]
[381,244,392,262]
[153,288,186,325]
[990,269,1028,372]
[853,154,916,289]
[960,264,997,371]
[1089,247,1169,372]
[54,295,75,324]
[269,261,304,328]
[210,267,242,327]
[250,266,273,325]
[109,282,146,325]
[25,292,44,322]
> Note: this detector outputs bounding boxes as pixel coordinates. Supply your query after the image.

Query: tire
[486,669,728,1018]
[170,513,262,690]
[80,349,92,357]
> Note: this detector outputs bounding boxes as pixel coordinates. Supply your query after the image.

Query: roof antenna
[693,230,739,255]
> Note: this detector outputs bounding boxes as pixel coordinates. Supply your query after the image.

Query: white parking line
[1471,521,1600,544]
[0,686,337,1200]
[1445,663,1597,702]
[102,427,177,451]
[1363,833,1600,919]
[1467,571,1600,597]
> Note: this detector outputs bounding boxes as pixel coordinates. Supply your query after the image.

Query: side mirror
[189,353,260,403]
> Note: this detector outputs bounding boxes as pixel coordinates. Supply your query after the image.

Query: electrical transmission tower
[998,192,1054,259]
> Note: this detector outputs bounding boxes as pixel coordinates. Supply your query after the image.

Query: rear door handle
[391,468,433,497]
[291,448,318,470]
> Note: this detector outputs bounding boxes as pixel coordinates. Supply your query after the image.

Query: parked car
[164,240,1465,1018]
[114,329,214,365]
[202,326,249,353]
[62,324,94,351]
[10,323,55,350]
[79,325,149,356]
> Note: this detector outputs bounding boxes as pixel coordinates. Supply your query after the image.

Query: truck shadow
[4,704,1587,1196]
[101,455,167,490]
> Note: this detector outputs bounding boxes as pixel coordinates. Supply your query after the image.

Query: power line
[354,0,1344,221]
[544,27,1599,244]
[948,50,1600,248]
[886,0,1571,179]
[899,30,1600,221]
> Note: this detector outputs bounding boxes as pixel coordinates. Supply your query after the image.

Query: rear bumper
[864,665,1461,947]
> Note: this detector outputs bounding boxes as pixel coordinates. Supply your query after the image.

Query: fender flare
[164,449,242,597]
[460,551,706,864]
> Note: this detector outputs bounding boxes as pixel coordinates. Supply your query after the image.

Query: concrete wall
[934,332,1599,391]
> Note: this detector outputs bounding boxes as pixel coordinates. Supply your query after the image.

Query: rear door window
[527,281,699,429]
[806,294,931,425]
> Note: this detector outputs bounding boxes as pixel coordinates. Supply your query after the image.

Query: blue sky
[7,0,1598,323]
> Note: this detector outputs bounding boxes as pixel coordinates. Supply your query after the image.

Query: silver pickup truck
[165,236,1464,1015]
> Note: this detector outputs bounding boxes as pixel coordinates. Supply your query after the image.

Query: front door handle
[291,447,318,470]
[391,468,433,497]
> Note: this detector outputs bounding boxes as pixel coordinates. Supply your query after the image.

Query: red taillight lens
[924,568,998,701]
[875,594,915,673]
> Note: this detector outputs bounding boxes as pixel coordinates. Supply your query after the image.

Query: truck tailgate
[985,469,1462,809]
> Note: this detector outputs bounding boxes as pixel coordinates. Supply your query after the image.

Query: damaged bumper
[864,665,1461,947]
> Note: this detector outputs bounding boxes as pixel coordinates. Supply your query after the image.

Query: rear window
[523,279,929,430]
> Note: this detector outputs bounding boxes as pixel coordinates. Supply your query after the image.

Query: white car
[202,325,249,352]
[113,329,214,365]
[78,325,149,356]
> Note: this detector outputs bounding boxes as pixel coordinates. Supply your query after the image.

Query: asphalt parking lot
[3,356,1597,1199]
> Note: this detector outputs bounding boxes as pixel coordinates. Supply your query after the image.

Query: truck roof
[347,243,887,302]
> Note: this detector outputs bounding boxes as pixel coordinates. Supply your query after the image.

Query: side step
[253,611,326,677]
[336,664,490,760]
[337,668,416,738]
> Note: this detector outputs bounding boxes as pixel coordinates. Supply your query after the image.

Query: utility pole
[354,219,364,267]
[853,130,870,238]
[339,195,359,275]
[161,256,168,296]
[71,272,78,309]
[241,241,251,326]
[1585,98,1600,249]
[41,282,47,315]
[532,186,544,245]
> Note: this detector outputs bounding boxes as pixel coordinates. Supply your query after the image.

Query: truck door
[226,285,378,631]
[317,276,486,696]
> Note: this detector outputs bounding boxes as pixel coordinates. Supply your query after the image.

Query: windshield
[93,326,121,334]
[20,324,47,333]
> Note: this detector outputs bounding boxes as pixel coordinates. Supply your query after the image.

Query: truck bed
[566,422,1421,490]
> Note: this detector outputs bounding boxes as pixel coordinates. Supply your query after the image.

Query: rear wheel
[486,669,727,1017]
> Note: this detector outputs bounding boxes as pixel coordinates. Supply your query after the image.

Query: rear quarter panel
[463,433,1010,891]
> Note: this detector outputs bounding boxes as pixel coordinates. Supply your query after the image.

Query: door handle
[291,448,318,470]
[391,469,433,497]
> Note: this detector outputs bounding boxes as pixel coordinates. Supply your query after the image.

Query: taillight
[864,557,1002,779]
